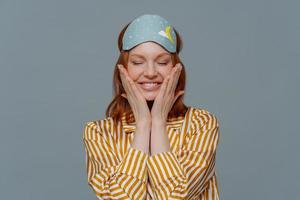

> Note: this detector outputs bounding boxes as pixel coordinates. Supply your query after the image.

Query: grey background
[1,0,299,199]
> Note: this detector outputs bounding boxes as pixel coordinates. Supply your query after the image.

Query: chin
[142,92,158,101]
[136,84,160,101]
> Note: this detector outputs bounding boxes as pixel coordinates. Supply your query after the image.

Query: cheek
[127,68,140,80]
[161,68,173,79]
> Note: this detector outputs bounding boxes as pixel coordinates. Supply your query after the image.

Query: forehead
[128,41,171,58]
[130,52,171,59]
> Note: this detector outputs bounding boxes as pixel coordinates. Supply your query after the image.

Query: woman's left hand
[151,63,185,123]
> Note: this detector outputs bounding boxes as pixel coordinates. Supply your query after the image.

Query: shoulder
[190,106,220,130]
[83,116,115,140]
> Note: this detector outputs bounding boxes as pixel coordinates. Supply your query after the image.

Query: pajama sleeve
[147,112,220,200]
[83,121,149,200]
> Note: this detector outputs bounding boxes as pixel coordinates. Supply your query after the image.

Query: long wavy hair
[105,21,189,130]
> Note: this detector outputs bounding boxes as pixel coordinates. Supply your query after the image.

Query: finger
[172,90,185,105]
[118,65,130,94]
[135,82,145,96]
[171,63,182,94]
[118,65,136,101]
[125,76,138,102]
[118,65,132,93]
[167,63,180,94]
[164,66,175,94]
[175,90,184,100]
[123,70,141,99]
[158,75,170,98]
[121,68,145,101]
[118,64,142,101]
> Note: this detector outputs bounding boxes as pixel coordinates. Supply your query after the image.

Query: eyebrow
[130,52,170,59]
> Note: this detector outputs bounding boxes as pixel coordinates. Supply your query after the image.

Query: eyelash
[132,62,168,65]
[158,62,168,65]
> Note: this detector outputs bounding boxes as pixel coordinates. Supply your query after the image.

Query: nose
[144,64,158,77]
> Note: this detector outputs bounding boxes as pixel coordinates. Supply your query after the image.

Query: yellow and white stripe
[83,106,221,199]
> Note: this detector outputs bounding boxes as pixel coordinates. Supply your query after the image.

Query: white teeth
[143,83,157,86]
[140,82,161,90]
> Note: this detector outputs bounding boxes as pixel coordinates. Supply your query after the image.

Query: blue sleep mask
[122,14,177,53]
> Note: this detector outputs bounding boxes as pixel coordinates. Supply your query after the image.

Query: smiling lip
[138,82,161,91]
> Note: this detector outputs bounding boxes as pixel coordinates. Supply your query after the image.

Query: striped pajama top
[83,106,221,200]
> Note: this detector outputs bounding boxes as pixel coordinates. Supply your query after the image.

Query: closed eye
[158,62,168,65]
[132,62,168,65]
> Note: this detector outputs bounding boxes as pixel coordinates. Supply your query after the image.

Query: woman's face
[126,41,174,101]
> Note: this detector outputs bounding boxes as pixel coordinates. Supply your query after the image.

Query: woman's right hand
[118,64,151,126]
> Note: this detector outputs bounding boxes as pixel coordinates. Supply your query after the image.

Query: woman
[83,14,221,200]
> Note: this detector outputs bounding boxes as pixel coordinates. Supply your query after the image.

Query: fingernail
[118,65,123,72]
